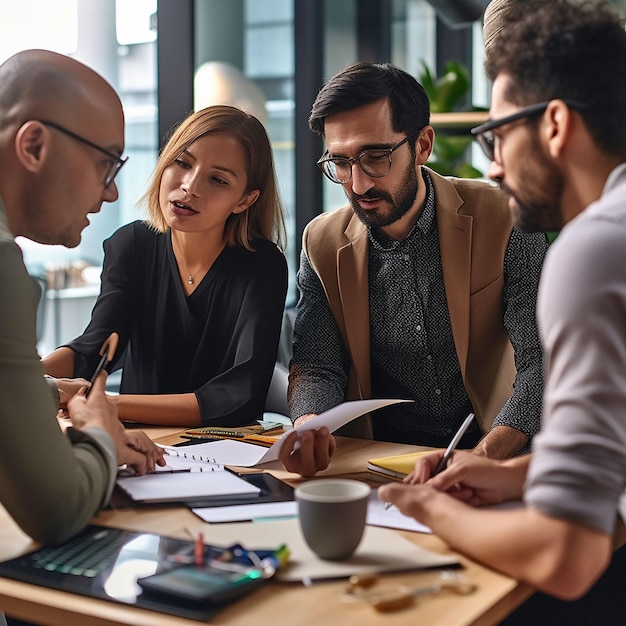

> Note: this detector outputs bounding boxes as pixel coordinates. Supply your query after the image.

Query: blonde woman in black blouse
[43,105,287,427]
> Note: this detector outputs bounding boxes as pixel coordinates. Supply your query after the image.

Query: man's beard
[503,140,565,233]
[349,161,419,229]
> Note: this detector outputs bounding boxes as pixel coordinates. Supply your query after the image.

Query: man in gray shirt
[380,1,626,622]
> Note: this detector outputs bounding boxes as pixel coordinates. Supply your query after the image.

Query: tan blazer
[302,168,517,438]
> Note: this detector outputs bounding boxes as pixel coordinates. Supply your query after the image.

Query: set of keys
[341,570,477,612]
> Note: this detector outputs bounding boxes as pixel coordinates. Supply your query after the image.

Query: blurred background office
[0,0,497,355]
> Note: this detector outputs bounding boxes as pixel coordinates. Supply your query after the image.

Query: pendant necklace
[187,275,194,285]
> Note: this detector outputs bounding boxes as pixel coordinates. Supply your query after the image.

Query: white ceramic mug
[295,479,371,560]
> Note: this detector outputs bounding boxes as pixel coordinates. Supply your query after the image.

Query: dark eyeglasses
[39,120,128,187]
[470,100,587,163]
[317,129,419,184]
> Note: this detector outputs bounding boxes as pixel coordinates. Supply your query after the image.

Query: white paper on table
[367,491,432,533]
[162,398,412,468]
[193,501,298,523]
[192,489,426,527]
[367,492,525,534]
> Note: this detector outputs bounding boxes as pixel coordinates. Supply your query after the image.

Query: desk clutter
[341,570,477,612]
[201,518,460,583]
[0,525,287,622]
[115,399,414,506]
[180,420,285,447]
[0,412,481,622]
[0,520,463,621]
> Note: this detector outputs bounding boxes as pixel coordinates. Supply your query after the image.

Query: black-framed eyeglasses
[317,129,420,184]
[39,120,128,187]
[470,100,587,163]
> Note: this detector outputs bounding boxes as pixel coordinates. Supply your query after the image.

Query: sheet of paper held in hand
[161,398,412,468]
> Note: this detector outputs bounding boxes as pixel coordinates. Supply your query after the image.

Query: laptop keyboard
[30,527,127,578]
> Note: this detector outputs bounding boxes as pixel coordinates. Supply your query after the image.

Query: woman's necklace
[172,238,227,292]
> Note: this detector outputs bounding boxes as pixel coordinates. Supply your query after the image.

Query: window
[5,0,158,277]
[5,0,487,351]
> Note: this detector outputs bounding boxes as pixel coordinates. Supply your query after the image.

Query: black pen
[85,332,119,397]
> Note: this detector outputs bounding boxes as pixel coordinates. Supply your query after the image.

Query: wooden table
[0,428,532,625]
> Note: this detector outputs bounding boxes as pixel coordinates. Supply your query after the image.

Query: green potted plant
[419,60,486,178]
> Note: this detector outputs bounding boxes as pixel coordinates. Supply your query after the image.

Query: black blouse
[66,221,288,426]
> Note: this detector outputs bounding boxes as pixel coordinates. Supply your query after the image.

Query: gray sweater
[526,164,626,535]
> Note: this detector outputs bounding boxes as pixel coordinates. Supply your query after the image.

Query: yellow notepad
[367,450,434,481]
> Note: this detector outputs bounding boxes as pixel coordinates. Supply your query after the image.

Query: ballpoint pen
[384,412,475,510]
[431,412,475,476]
[85,332,119,397]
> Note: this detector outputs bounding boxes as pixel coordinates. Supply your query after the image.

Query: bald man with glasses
[0,49,164,547]
[279,62,548,477]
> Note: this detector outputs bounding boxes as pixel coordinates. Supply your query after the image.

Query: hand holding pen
[85,332,119,397]
[431,412,476,476]
[383,413,475,509]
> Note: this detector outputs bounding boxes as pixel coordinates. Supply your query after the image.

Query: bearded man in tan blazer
[279,62,547,478]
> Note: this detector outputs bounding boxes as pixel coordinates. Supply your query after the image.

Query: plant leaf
[434,61,470,112]
[432,135,472,161]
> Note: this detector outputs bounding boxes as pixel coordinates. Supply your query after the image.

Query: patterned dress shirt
[290,169,546,448]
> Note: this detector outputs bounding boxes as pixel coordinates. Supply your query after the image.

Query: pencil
[195,532,204,567]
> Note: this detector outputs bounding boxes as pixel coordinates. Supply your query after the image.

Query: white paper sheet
[193,501,299,523]
[192,490,431,529]
[366,491,432,533]
[367,493,525,534]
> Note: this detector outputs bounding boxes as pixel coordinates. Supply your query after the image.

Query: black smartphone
[137,565,264,605]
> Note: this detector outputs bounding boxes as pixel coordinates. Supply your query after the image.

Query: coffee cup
[295,479,371,560]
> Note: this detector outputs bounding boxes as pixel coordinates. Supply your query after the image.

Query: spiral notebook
[116,469,261,503]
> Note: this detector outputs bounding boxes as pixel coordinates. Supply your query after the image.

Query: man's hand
[122,430,167,473]
[278,425,336,477]
[378,481,440,524]
[67,372,165,475]
[53,376,92,418]
[54,376,92,407]
[472,425,529,459]
[403,449,528,506]
[402,449,447,485]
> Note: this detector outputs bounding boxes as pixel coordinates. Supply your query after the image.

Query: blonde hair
[139,105,285,250]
